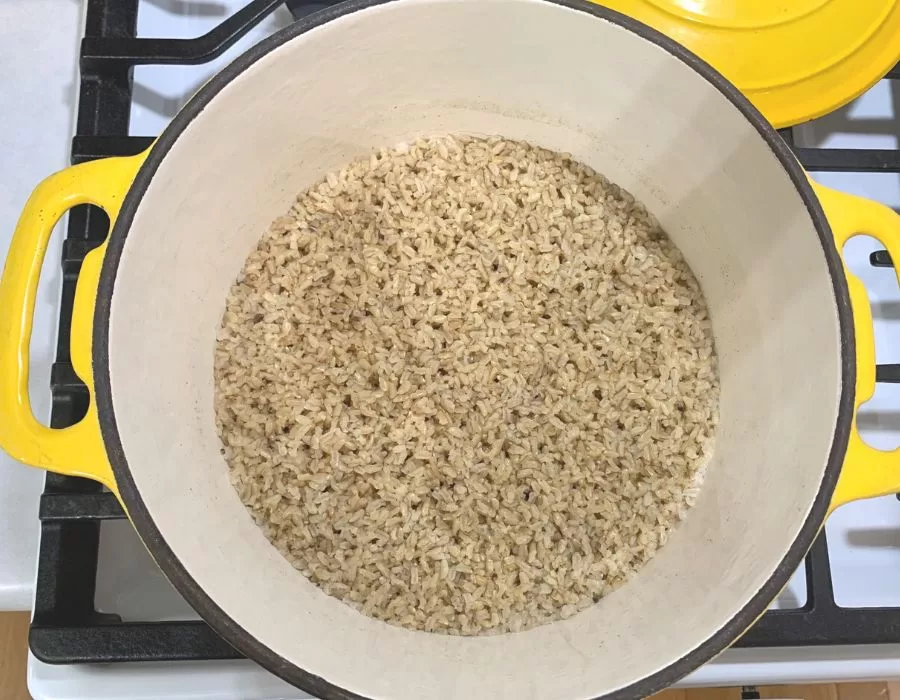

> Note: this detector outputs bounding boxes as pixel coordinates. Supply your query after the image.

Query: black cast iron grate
[30,0,900,666]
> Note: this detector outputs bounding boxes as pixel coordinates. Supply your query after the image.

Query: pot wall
[100,0,844,697]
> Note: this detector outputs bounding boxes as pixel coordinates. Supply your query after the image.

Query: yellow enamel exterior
[594,0,900,128]
[812,181,900,511]
[0,153,147,500]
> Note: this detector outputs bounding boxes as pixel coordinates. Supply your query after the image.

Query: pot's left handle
[814,181,900,512]
[0,155,145,495]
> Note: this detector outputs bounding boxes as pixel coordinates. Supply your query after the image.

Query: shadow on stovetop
[794,78,900,208]
[131,1,296,121]
[771,586,804,610]
[870,301,900,321]
[856,410,900,433]
[144,0,228,17]
[845,528,900,548]
[94,520,200,622]
[798,78,900,146]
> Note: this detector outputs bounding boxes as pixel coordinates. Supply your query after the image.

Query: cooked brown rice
[214,135,719,635]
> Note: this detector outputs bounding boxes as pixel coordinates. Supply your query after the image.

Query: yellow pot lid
[597,0,900,127]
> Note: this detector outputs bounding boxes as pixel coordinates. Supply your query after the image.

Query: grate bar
[30,622,240,663]
[804,531,835,609]
[877,364,900,383]
[40,492,125,522]
[73,135,154,162]
[736,607,900,647]
[794,147,900,172]
[81,0,283,67]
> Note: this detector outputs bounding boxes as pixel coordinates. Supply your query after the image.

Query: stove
[22,1,900,698]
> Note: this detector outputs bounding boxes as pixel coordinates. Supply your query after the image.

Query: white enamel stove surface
[26,1,900,698]
[0,0,82,613]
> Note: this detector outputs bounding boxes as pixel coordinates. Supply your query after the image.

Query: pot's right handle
[0,155,144,495]
[813,181,900,512]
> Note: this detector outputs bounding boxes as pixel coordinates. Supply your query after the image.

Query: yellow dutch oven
[2,1,900,698]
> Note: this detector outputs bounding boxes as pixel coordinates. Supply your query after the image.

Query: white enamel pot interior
[93,0,852,698]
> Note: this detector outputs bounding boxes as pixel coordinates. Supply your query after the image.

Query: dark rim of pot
[92,1,855,698]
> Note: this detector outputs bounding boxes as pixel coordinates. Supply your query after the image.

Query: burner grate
[30,0,900,665]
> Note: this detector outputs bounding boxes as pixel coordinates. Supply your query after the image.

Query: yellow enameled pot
[1,1,900,699]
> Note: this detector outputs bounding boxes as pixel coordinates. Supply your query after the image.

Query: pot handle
[813,181,900,511]
[0,155,145,495]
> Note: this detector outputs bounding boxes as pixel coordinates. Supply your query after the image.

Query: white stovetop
[1,1,899,698]
[0,0,82,612]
